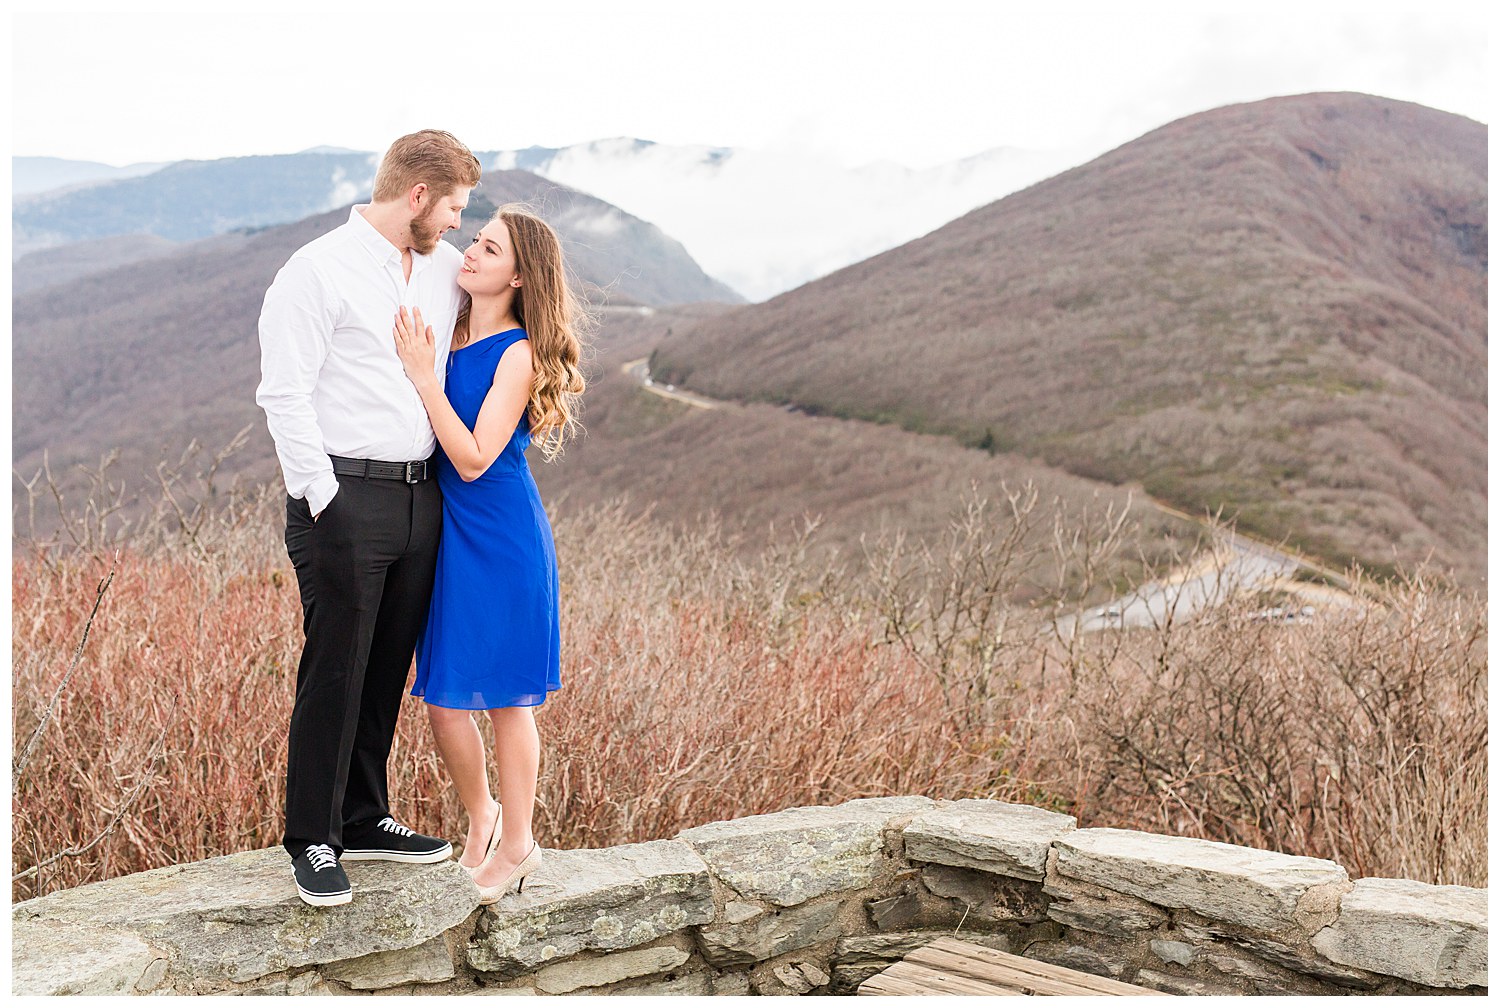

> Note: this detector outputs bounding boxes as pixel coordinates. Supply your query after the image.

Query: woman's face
[458,219,520,297]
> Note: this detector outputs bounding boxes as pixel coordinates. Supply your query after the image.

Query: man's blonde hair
[371,130,482,203]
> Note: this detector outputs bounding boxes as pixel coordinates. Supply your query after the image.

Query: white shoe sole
[341,845,453,864]
[293,872,352,906]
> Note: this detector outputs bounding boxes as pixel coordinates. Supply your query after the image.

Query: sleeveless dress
[412,328,561,709]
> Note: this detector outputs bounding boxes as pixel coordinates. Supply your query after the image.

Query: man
[256,130,482,906]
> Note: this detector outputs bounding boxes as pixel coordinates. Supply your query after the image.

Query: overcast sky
[9,0,1490,169]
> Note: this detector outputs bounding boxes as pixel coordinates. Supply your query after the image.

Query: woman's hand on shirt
[393,307,439,392]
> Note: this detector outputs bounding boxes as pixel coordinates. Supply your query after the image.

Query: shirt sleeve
[254,255,341,514]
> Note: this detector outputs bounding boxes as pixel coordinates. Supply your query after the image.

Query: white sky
[7,0,1491,169]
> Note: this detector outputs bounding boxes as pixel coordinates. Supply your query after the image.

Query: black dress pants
[281,473,442,857]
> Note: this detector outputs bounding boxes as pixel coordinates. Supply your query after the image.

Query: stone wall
[10,796,1487,995]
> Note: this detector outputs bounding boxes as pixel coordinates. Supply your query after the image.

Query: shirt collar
[348,204,434,273]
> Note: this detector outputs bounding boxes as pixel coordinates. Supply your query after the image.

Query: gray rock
[467,838,713,973]
[722,900,761,924]
[1045,884,1168,938]
[9,919,167,995]
[1053,828,1349,934]
[831,962,885,993]
[234,969,336,995]
[923,864,1050,923]
[593,970,714,995]
[1135,967,1243,996]
[866,890,929,930]
[1310,877,1487,988]
[533,943,690,994]
[773,961,817,993]
[696,897,842,966]
[1237,933,1380,988]
[463,980,538,995]
[320,934,455,990]
[1172,912,1380,990]
[1027,941,1124,978]
[1151,939,1198,967]
[920,862,994,903]
[795,960,831,987]
[713,970,752,995]
[136,955,170,991]
[752,970,794,995]
[1205,949,1339,996]
[9,848,477,991]
[676,796,932,907]
[904,800,1077,881]
[835,928,1011,962]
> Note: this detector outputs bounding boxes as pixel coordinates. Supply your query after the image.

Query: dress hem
[411,687,559,711]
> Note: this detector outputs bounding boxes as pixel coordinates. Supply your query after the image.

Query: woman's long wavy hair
[453,204,589,460]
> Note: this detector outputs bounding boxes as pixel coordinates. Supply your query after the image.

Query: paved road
[621,357,719,410]
[1056,535,1307,636]
[618,361,1357,630]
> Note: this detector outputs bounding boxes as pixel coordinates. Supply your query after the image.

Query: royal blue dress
[412,328,561,709]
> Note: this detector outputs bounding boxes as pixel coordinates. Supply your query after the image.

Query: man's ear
[408,182,429,211]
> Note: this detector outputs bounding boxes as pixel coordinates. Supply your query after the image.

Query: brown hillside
[650,93,1487,584]
[532,307,1191,592]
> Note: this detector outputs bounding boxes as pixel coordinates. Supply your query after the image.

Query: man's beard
[408,203,442,254]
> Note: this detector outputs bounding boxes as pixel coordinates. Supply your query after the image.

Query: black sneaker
[341,816,453,863]
[291,844,352,906]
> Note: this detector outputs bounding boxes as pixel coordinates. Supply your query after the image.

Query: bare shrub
[10,461,1485,900]
[1055,562,1486,886]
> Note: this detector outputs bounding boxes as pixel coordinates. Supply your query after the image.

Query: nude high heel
[475,841,541,905]
[461,800,503,877]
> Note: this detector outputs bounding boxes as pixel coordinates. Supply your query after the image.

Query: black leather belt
[330,455,431,483]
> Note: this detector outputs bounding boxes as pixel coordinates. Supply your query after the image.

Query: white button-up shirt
[255,205,465,514]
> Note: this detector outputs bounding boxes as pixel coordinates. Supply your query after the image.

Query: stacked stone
[10,797,1487,995]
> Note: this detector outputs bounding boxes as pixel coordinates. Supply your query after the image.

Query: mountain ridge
[648,93,1487,584]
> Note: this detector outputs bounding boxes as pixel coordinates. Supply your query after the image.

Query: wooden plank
[906,946,1119,996]
[858,959,1023,996]
[918,938,1155,995]
[916,937,1159,996]
[928,936,1157,994]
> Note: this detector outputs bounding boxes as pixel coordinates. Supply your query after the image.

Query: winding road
[621,357,1362,631]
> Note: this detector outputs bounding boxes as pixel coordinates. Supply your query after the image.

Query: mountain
[12,151,379,257]
[647,94,1488,585]
[14,138,1090,296]
[11,169,737,500]
[12,156,169,196]
[12,234,182,295]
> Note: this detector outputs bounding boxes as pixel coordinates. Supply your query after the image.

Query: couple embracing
[255,130,586,907]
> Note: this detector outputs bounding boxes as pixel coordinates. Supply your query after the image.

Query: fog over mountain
[12,156,169,196]
[15,138,1088,298]
[488,139,1089,299]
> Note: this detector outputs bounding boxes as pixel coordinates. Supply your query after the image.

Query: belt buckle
[404,460,425,483]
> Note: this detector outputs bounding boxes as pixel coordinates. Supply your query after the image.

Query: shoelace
[378,817,415,837]
[305,844,338,872]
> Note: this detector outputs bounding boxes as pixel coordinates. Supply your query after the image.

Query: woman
[392,204,586,904]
